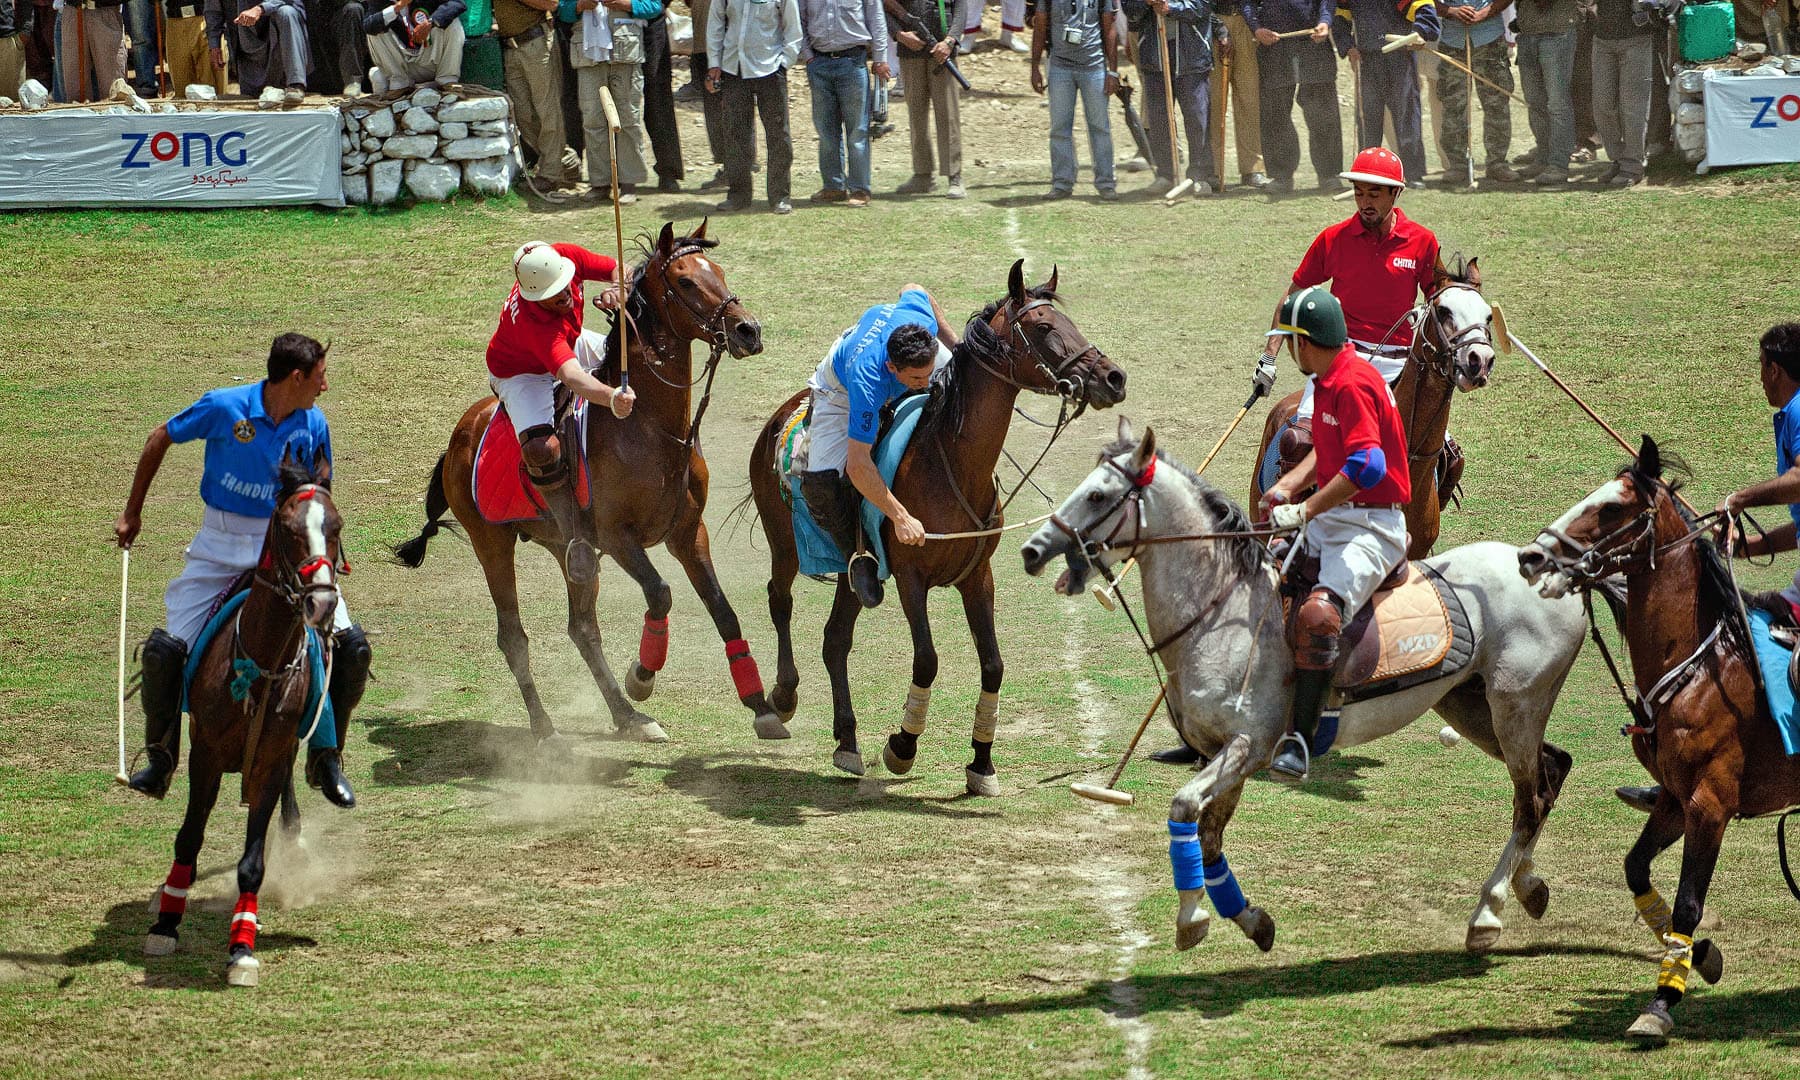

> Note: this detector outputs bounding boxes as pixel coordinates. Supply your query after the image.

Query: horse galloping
[1519,435,1800,1040]
[748,261,1127,793]
[1023,419,1587,953]
[1250,258,1498,558]
[143,453,345,987]
[395,221,781,745]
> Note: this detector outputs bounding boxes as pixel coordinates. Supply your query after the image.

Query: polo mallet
[114,546,131,785]
[1384,32,1525,106]
[1462,40,1476,189]
[598,86,629,390]
[1196,383,1268,476]
[1156,11,1194,202]
[1090,556,1137,611]
[1071,683,1168,806]
[1211,40,1230,189]
[1271,26,1317,39]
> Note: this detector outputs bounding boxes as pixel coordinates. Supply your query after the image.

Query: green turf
[4,160,1800,1079]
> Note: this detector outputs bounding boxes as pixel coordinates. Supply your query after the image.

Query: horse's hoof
[1175,914,1211,952]
[535,732,573,756]
[769,685,798,722]
[832,749,866,777]
[881,742,916,776]
[1626,1000,1673,1040]
[965,768,1000,797]
[1517,877,1550,921]
[143,933,178,956]
[625,663,656,703]
[1694,939,1724,985]
[617,717,669,744]
[774,705,796,725]
[752,714,790,740]
[1465,924,1503,954]
[1234,906,1276,953]
[225,953,261,988]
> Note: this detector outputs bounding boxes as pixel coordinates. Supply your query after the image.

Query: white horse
[1020,418,1591,954]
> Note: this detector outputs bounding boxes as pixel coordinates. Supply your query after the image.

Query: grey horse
[1020,418,1590,954]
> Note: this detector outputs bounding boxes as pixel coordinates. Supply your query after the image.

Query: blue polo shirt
[165,382,333,518]
[1775,387,1800,530]
[827,289,938,444]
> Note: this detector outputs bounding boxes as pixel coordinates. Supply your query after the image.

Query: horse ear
[312,448,332,490]
[1008,259,1026,304]
[1133,425,1157,471]
[1638,435,1662,480]
[657,222,675,254]
[1043,264,1059,296]
[1116,414,1135,447]
[692,217,709,242]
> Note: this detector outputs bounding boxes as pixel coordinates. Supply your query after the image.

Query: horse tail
[719,488,760,546]
[392,455,453,568]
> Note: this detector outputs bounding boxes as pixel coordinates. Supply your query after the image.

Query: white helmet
[513,241,576,302]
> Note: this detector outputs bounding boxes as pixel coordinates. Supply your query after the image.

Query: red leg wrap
[159,861,196,916]
[725,638,763,699]
[228,893,259,952]
[639,614,670,672]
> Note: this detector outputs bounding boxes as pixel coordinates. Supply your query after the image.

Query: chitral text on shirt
[1313,344,1411,505]
[485,244,620,379]
[1291,207,1439,348]
[165,381,334,518]
[825,288,938,444]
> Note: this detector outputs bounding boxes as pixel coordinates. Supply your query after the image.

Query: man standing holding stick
[1121,0,1224,197]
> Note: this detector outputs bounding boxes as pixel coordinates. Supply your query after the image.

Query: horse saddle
[472,398,593,526]
[1285,558,1475,702]
[786,392,930,582]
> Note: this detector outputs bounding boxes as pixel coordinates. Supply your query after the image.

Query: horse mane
[1098,434,1265,580]
[1628,449,1750,623]
[918,283,1061,439]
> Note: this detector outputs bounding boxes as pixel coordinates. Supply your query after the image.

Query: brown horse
[395,221,779,744]
[1248,259,1497,558]
[143,452,344,987]
[1519,435,1800,1040]
[747,261,1127,793]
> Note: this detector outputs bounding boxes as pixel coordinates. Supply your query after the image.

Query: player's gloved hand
[1270,501,1309,532]
[1253,352,1279,396]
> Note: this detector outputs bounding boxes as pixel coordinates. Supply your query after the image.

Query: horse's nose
[304,591,339,629]
[731,319,763,357]
[1105,367,1126,397]
[1021,541,1045,574]
[1518,546,1548,580]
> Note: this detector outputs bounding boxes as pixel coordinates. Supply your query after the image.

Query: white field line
[1063,606,1154,1080]
[1003,207,1030,263]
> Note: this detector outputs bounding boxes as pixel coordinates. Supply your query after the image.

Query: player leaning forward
[1260,287,1411,781]
[115,334,367,808]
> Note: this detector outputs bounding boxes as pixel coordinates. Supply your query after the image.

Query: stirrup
[1270,732,1310,781]
[563,537,598,584]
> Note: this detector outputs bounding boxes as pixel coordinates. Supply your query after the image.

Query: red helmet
[1340,146,1406,189]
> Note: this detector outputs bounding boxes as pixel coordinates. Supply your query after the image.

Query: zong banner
[0,108,344,208]
[1703,74,1800,170]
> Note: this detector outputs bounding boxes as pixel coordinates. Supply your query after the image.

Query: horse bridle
[979,295,1104,404]
[1418,282,1493,384]
[1535,471,1723,588]
[1051,453,1156,566]
[629,242,744,382]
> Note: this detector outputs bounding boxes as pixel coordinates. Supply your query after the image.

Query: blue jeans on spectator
[1047,57,1114,194]
[125,0,158,95]
[51,6,64,100]
[1517,29,1576,171]
[809,53,870,194]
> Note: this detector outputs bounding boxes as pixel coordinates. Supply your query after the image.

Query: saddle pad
[779,398,810,476]
[473,400,592,526]
[181,590,329,736]
[789,393,929,581]
[1341,563,1476,703]
[1747,607,1800,756]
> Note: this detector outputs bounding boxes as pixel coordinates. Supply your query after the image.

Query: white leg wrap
[900,684,931,736]
[973,689,999,742]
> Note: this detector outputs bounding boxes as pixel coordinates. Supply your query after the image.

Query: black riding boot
[1150,742,1202,765]
[307,625,370,809]
[801,469,882,608]
[1271,668,1333,781]
[1616,785,1662,813]
[127,629,188,799]
[530,462,599,585]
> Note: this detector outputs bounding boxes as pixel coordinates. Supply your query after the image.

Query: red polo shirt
[486,244,619,378]
[1313,344,1412,506]
[1291,209,1440,348]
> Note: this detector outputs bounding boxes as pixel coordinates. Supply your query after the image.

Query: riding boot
[127,629,188,800]
[1271,669,1333,781]
[1150,743,1203,765]
[306,746,355,809]
[308,624,371,810]
[1616,785,1662,813]
[530,462,599,585]
[801,469,883,608]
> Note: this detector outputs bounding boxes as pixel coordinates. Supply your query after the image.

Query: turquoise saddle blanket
[1746,606,1800,756]
[789,393,929,581]
[182,590,336,751]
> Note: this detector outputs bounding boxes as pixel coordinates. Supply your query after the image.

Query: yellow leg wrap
[1634,889,1674,945]
[973,690,999,743]
[900,684,931,736]
[1656,931,1694,994]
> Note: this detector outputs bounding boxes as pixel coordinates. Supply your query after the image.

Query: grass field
[5,64,1800,1077]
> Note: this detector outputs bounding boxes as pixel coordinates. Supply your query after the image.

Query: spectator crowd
[2,0,1795,200]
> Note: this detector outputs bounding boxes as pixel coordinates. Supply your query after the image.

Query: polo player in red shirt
[1261,286,1411,781]
[485,241,637,585]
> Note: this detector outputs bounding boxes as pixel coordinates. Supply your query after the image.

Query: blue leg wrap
[1169,820,1205,892]
[1204,853,1247,919]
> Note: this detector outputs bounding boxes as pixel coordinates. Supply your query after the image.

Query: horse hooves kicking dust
[143,933,178,956]
[615,718,669,744]
[1628,999,1675,1040]
[832,749,866,777]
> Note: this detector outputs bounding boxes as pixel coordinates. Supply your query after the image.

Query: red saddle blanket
[473,401,593,526]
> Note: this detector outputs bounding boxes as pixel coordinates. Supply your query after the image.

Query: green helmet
[1266,286,1348,349]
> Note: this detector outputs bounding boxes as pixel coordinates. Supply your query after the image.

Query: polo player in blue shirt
[114,334,366,809]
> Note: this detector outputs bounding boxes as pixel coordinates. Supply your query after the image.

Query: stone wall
[340,85,517,206]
